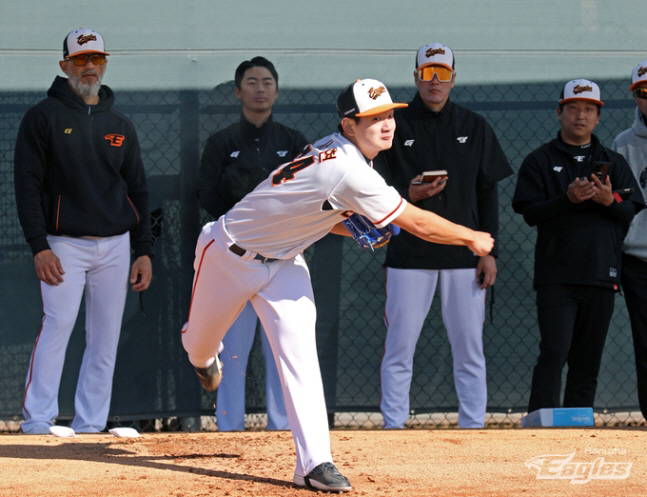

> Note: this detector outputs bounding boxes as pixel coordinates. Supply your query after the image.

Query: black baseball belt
[229,243,277,263]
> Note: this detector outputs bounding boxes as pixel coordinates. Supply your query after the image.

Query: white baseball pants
[380,267,487,428]
[22,233,130,434]
[216,301,289,431]
[182,218,332,478]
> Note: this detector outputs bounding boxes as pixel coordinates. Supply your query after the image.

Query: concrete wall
[2,0,646,92]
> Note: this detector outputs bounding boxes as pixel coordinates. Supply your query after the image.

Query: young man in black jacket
[513,79,644,412]
[14,28,153,434]
[197,57,307,431]
[375,43,512,429]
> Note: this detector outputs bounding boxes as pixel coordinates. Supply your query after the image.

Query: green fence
[0,78,643,431]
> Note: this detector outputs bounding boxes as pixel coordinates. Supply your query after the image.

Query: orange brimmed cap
[337,79,408,118]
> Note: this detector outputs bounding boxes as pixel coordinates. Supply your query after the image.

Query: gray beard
[69,73,102,100]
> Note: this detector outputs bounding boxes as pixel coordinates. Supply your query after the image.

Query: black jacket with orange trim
[14,76,152,258]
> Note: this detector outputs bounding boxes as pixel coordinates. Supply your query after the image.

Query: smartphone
[412,170,448,185]
[591,161,611,183]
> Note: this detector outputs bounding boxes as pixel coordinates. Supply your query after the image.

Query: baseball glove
[342,213,400,251]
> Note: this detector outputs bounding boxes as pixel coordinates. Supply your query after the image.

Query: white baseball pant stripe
[182,218,332,477]
[22,233,130,434]
[380,267,487,428]
[216,301,288,431]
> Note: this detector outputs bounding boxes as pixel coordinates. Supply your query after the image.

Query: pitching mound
[1,428,645,496]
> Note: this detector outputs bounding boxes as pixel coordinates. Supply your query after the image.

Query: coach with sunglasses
[14,28,153,434]
[612,60,647,421]
[374,43,511,429]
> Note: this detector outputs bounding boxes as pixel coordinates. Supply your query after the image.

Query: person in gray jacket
[612,59,647,420]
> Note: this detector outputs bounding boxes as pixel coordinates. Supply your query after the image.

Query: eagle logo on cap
[573,84,593,95]
[638,66,647,77]
[77,34,97,46]
[426,48,446,57]
[368,86,386,100]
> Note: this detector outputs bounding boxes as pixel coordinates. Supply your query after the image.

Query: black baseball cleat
[193,355,222,391]
[293,462,352,492]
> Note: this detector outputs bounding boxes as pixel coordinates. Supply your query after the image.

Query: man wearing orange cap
[612,60,647,420]
[513,79,644,412]
[14,28,152,434]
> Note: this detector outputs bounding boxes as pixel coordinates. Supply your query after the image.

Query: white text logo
[525,452,632,484]
[404,139,415,147]
[230,151,240,158]
[457,136,468,143]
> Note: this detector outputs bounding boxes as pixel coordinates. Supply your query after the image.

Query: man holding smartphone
[374,43,512,429]
[513,79,644,412]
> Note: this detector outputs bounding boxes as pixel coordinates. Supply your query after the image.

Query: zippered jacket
[374,95,512,269]
[14,76,152,258]
[612,107,647,262]
[512,132,644,289]
[198,115,308,219]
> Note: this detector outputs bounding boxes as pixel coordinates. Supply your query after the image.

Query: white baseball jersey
[184,131,405,479]
[225,132,406,259]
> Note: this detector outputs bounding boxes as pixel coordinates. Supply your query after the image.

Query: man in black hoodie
[513,79,644,412]
[14,28,153,434]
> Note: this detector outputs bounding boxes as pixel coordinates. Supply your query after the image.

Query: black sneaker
[193,356,222,391]
[293,462,352,492]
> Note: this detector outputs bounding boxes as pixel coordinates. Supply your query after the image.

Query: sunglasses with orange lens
[634,88,647,100]
[66,54,107,67]
[416,65,454,82]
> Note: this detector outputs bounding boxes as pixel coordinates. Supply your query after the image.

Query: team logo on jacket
[404,139,415,147]
[368,86,386,100]
[277,150,288,157]
[77,34,97,46]
[553,166,563,172]
[64,128,73,134]
[230,151,240,158]
[457,136,468,143]
[105,134,125,146]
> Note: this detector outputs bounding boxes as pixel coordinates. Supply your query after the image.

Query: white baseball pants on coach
[182,218,332,478]
[216,301,289,431]
[22,233,130,434]
[380,267,487,429]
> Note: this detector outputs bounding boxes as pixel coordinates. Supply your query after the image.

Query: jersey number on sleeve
[271,155,315,186]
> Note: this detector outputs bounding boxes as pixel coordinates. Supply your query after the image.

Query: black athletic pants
[528,284,615,412]
[621,253,647,420]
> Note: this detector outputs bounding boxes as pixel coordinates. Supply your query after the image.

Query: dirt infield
[1,428,645,496]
